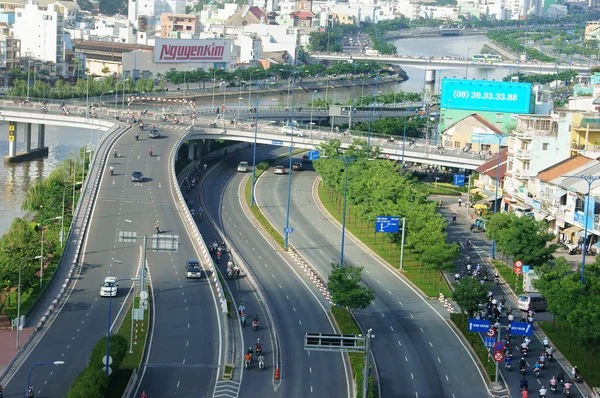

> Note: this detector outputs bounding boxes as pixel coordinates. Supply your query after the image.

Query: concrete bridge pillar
[24,123,32,153]
[187,140,196,161]
[7,121,17,157]
[37,124,45,148]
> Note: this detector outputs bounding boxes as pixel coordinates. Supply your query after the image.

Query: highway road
[1,122,222,397]
[255,160,490,397]
[128,122,222,397]
[199,147,350,398]
[437,200,590,398]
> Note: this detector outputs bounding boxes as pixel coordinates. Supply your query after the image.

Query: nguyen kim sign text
[154,38,231,63]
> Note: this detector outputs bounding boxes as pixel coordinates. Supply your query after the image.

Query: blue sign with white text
[272,140,284,145]
[375,216,400,233]
[510,322,533,336]
[468,318,490,333]
[308,150,320,161]
[441,78,532,114]
[522,265,530,273]
[453,175,465,187]
[484,336,496,348]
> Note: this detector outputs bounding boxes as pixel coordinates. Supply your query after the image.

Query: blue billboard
[441,78,532,114]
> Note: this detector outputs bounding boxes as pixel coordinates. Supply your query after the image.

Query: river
[0,125,100,235]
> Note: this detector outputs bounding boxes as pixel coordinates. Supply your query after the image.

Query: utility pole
[466,174,472,218]
[399,217,406,270]
[362,329,375,398]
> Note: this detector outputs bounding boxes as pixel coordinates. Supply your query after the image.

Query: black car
[131,171,144,182]
[301,154,310,163]
[186,258,202,278]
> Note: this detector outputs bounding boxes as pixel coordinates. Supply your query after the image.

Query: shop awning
[486,195,501,202]
[512,204,532,211]
[470,188,482,194]
[563,225,583,235]
[545,215,556,221]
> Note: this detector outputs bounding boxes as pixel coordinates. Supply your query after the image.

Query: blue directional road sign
[522,265,530,273]
[484,336,496,348]
[453,174,465,187]
[272,140,284,145]
[510,322,533,336]
[308,150,320,161]
[375,216,400,233]
[284,227,294,233]
[468,318,490,333]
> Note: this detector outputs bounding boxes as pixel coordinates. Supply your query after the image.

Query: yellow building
[332,13,355,25]
[570,112,600,155]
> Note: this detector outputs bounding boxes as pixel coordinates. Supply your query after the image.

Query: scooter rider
[539,386,547,397]
[543,336,549,348]
[452,214,457,224]
[109,166,114,176]
[239,303,246,315]
[557,370,565,385]
[505,354,512,369]
[154,221,160,233]
[253,314,259,325]
[520,376,528,390]
[563,381,572,394]
[519,357,526,373]
[549,376,557,392]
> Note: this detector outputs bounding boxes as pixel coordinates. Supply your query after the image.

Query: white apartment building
[397,0,421,20]
[504,113,572,217]
[199,4,239,25]
[128,0,185,20]
[234,24,298,64]
[14,0,66,75]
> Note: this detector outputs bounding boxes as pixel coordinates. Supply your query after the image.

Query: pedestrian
[459,197,462,207]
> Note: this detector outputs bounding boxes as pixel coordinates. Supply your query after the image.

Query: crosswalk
[213,380,240,398]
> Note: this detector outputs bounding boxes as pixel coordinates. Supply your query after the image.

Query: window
[495,122,503,129]
[481,144,491,151]
[42,15,52,20]
[454,141,461,149]
[542,143,549,150]
[496,113,503,118]
[16,12,21,17]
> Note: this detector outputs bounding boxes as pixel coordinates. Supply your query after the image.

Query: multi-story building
[570,112,600,155]
[0,34,19,86]
[128,0,185,19]
[14,0,66,75]
[503,113,572,216]
[160,13,200,38]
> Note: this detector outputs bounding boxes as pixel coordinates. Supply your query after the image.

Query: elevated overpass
[308,53,591,73]
[0,103,486,169]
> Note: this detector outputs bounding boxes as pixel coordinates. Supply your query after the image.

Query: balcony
[512,169,530,179]
[515,149,531,159]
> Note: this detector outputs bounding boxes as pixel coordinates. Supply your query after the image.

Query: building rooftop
[74,39,153,53]
[536,155,597,185]
[476,148,508,179]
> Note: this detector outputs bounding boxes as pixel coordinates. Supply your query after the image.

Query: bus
[472,54,502,64]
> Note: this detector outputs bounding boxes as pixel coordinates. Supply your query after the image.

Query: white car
[100,276,118,297]
[281,126,304,137]
[237,161,249,172]
[274,165,285,175]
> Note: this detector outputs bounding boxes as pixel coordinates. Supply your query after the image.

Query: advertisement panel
[441,78,532,114]
[154,39,231,63]
[471,132,507,145]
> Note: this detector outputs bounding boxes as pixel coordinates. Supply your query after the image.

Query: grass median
[332,306,375,398]
[106,296,150,396]
[450,313,496,380]
[243,149,307,249]
[491,260,524,296]
[318,183,452,298]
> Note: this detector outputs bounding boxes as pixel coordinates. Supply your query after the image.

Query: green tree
[327,263,375,314]
[453,277,490,316]
[99,0,127,16]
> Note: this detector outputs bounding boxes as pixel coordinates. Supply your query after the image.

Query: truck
[365,49,381,57]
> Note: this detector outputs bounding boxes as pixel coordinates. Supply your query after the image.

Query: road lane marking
[438,357,441,363]
[411,373,414,379]
[398,341,402,346]
[365,269,370,274]
[309,367,312,373]
[390,326,394,331]
[410,314,414,318]
[182,359,186,365]
[405,356,408,361]
[429,342,433,347]
[286,295,290,299]
[177,380,180,388]
[377,280,381,284]
[272,274,275,278]
[399,301,403,306]
[420,328,424,332]
[188,323,190,329]
[299,320,302,325]
[279,284,282,288]
[388,290,392,294]
[445,375,449,381]
[293,308,296,312]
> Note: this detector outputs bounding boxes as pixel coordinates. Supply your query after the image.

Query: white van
[517,293,547,312]
[281,126,304,137]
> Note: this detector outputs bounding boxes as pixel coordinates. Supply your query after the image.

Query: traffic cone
[275,368,280,380]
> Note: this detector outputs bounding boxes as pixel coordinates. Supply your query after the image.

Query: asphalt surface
[255,160,490,398]
[129,122,221,397]
[437,198,591,398]
[200,148,350,398]
[1,122,221,397]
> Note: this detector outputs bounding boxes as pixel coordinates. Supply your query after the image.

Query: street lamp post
[400,117,407,173]
[250,82,262,207]
[340,157,356,267]
[466,47,473,79]
[330,86,337,135]
[40,216,62,288]
[17,256,42,349]
[211,70,219,111]
[222,80,226,131]
[105,277,139,375]
[26,48,33,101]
[560,174,600,285]
[27,361,64,394]
[283,70,299,250]
[113,260,139,353]
[248,69,260,108]
[349,63,358,129]
[100,91,114,109]
[490,133,507,259]
[310,90,317,133]
[62,181,82,246]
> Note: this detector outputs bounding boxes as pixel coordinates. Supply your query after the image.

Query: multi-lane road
[254,159,490,397]
[198,146,351,397]
[1,123,222,397]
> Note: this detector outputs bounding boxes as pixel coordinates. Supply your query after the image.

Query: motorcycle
[139,123,144,131]
[253,320,259,331]
[109,168,114,176]
[245,359,250,369]
[574,374,583,383]
[135,133,139,141]
[227,268,233,279]
[520,366,526,375]
[564,388,571,396]
[521,347,528,356]
[141,109,148,116]
[155,225,161,234]
[161,115,168,121]
[550,384,556,394]
[505,362,511,371]
[533,367,540,378]
[114,150,118,158]
[241,314,246,326]
[41,107,48,114]
[258,356,265,370]
[215,251,222,263]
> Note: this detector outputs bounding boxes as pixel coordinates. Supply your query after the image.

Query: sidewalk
[434,194,594,398]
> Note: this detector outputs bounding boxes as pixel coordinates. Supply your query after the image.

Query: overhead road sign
[453,174,465,187]
[441,78,532,114]
[468,319,490,333]
[375,216,400,233]
[284,227,294,233]
[510,322,533,336]
[304,333,365,353]
[272,140,284,145]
